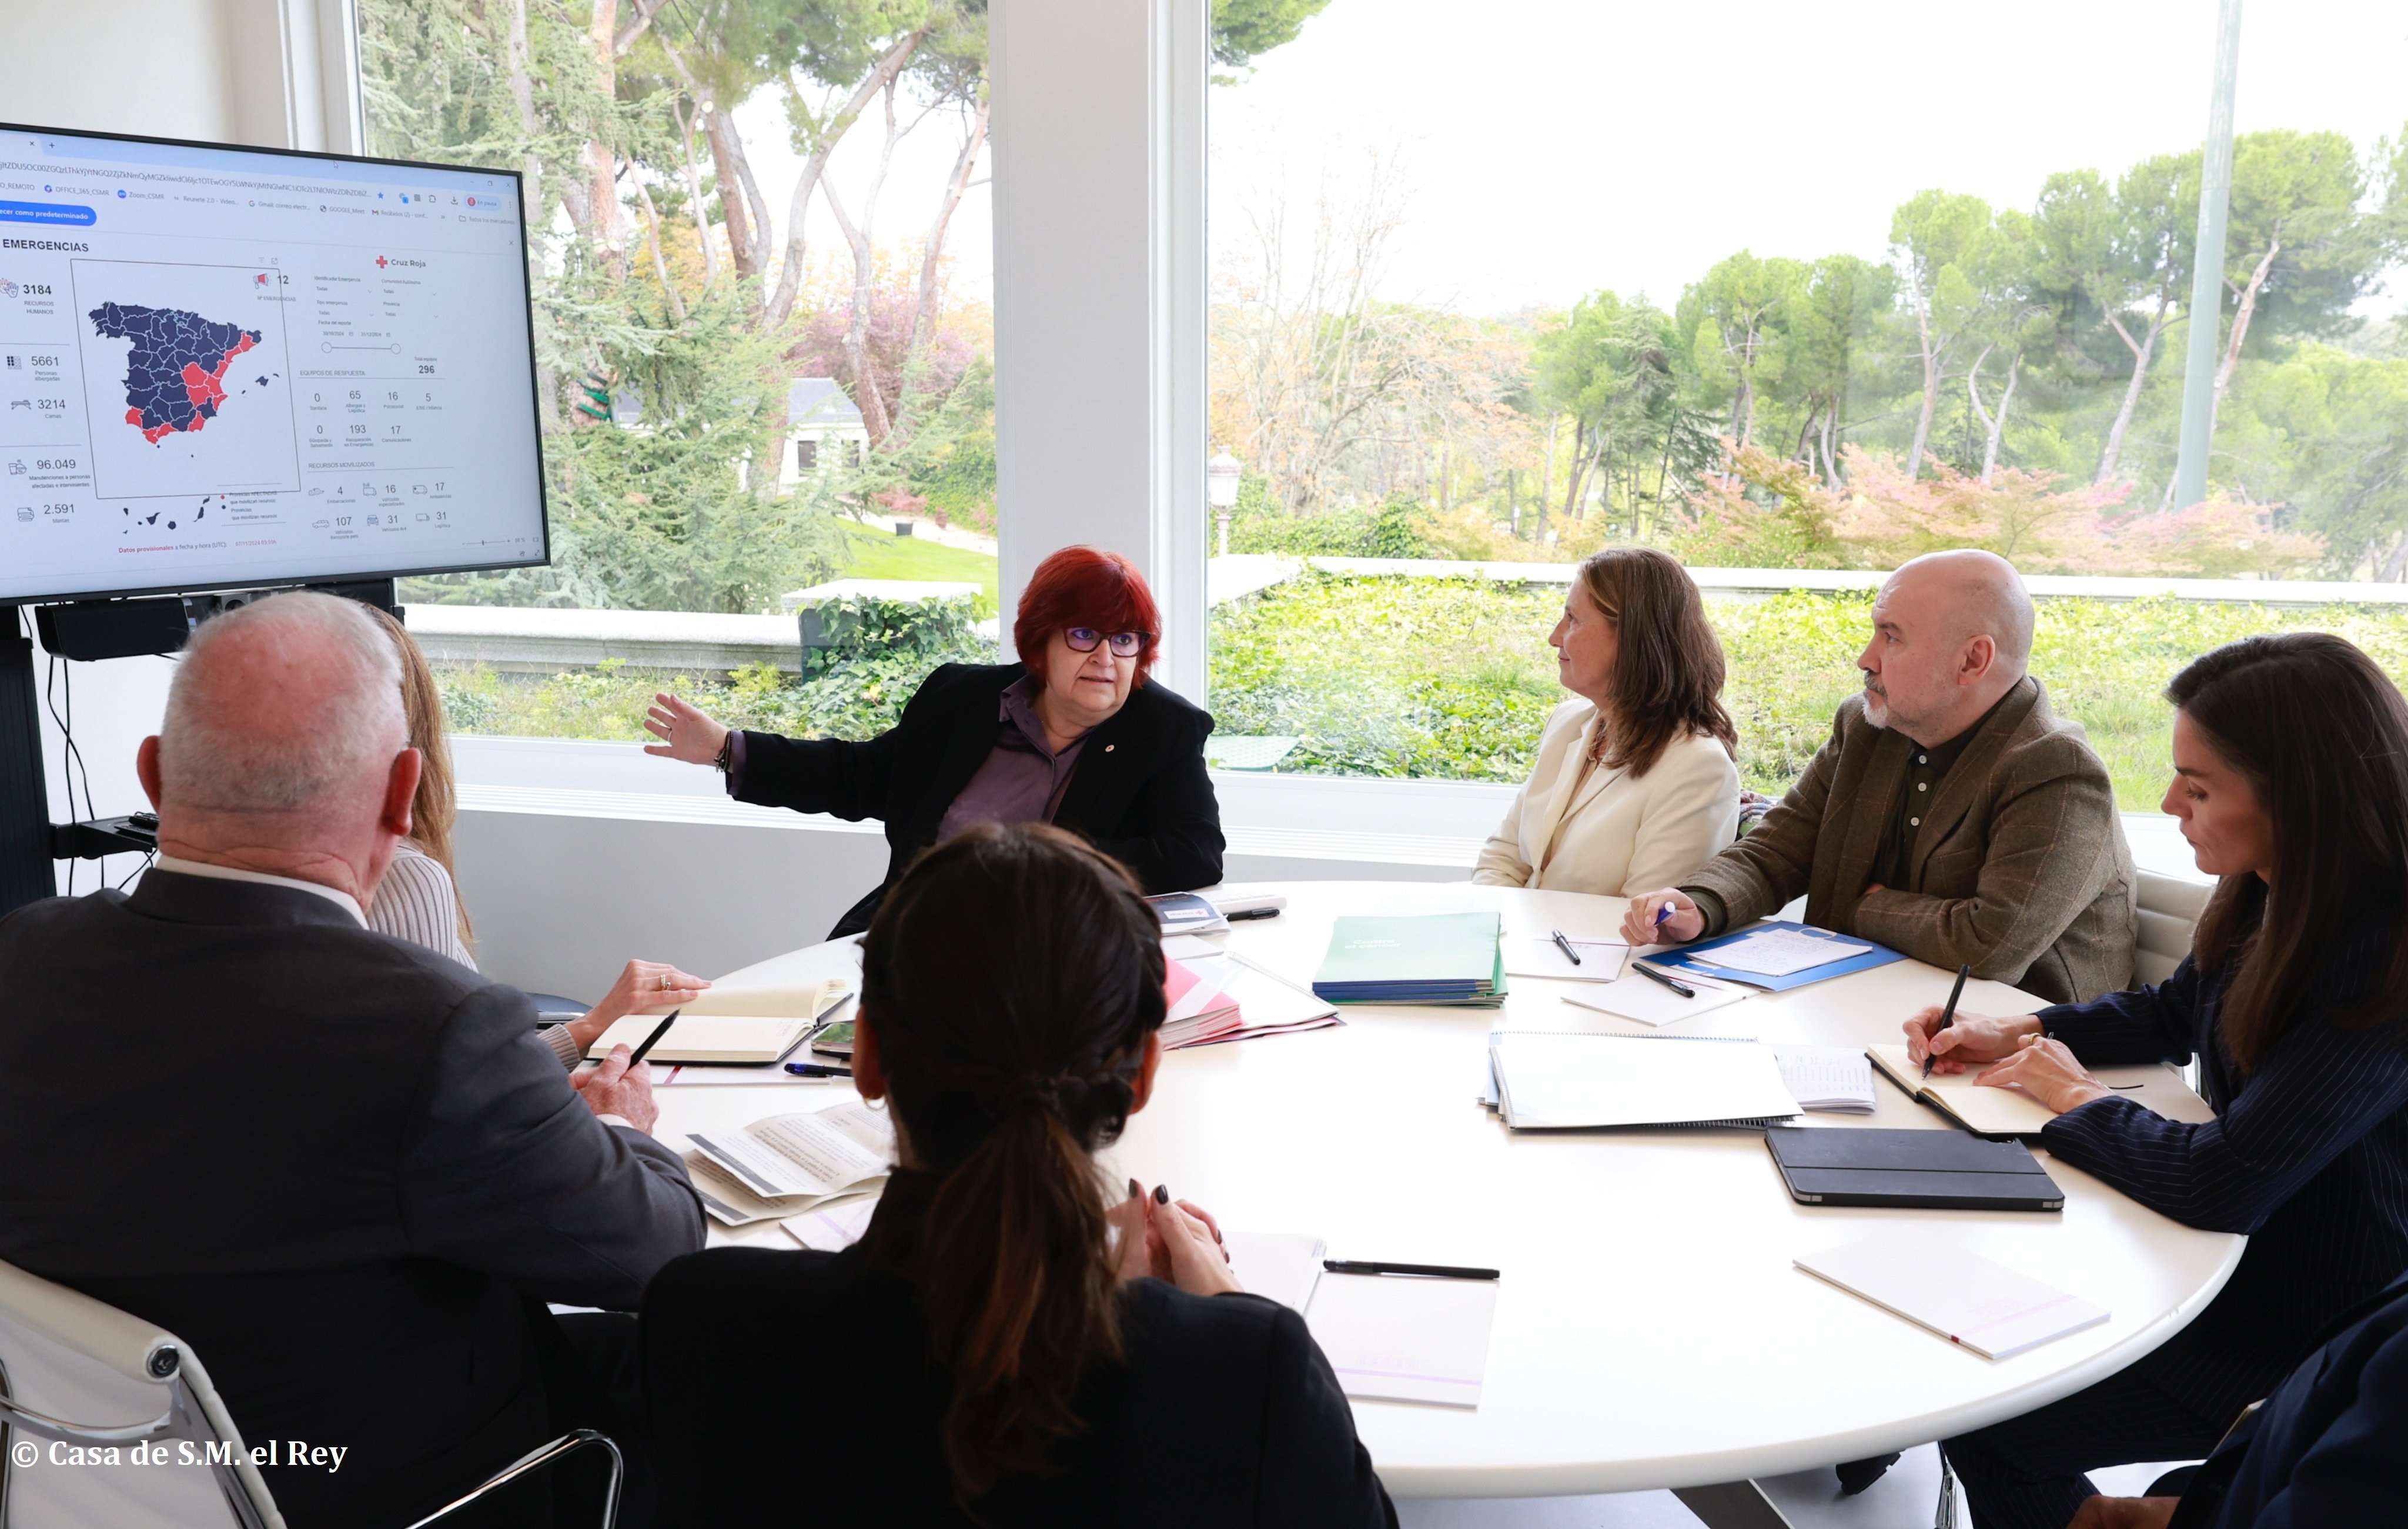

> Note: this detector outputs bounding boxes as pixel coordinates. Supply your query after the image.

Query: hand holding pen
[1621,889,1704,945]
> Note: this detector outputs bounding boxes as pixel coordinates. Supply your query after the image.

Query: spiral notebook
[1489,1031,1800,1130]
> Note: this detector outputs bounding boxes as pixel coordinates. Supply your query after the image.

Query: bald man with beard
[1624,550,2136,1006]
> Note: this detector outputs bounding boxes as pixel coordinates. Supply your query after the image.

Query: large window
[359,0,1002,744]
[1205,0,2408,804]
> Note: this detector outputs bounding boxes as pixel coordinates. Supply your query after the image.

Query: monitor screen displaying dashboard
[0,124,547,605]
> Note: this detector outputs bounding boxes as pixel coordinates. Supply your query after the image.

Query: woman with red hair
[646,547,1223,936]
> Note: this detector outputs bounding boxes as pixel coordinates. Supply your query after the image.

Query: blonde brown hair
[364,605,472,949]
[1572,547,1737,777]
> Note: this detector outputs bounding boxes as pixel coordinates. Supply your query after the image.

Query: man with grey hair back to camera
[1624,549,2136,1006]
[0,592,703,1526]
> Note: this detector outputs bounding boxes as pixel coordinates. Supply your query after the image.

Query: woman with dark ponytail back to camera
[643,822,1395,1527]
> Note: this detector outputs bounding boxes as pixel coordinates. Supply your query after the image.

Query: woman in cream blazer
[1474,548,1740,896]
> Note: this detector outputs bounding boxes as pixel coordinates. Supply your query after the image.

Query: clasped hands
[1904,1007,2116,1115]
[1108,1180,1243,1297]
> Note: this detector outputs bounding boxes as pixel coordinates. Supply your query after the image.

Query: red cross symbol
[376,256,389,268]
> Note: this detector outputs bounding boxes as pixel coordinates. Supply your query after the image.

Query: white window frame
[989,0,1210,702]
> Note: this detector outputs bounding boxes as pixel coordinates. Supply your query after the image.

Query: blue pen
[785,1062,853,1079]
[1654,903,1673,935]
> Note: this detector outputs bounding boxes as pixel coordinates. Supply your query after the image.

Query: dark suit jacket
[0,870,705,1527]
[735,662,1225,936]
[2039,928,2408,1342]
[1682,676,2136,1004]
[2169,1268,2408,1529]
[644,1228,1396,1527]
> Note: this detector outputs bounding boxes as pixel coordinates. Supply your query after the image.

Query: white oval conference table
[648,880,2242,1512]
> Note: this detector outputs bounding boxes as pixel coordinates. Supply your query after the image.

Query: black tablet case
[1764,1126,2066,1211]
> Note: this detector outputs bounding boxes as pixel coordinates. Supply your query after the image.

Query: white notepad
[1308,1270,1500,1407]
[1795,1234,2110,1360]
[1557,972,1749,1027]
[1224,1231,1327,1314]
[1490,1033,1800,1129]
[1503,936,1629,982]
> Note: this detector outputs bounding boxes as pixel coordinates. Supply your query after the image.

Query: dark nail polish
[1153,1184,1169,1204]
[1127,1177,1141,1200]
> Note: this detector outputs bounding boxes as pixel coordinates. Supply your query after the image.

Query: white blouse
[369,841,478,970]
[1473,698,1740,897]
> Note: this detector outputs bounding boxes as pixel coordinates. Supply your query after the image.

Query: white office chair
[0,1257,621,1528]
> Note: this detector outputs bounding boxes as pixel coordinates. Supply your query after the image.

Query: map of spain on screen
[88,302,261,443]
[71,259,300,499]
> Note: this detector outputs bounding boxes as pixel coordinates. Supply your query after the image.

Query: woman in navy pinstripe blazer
[1901,633,2408,1529]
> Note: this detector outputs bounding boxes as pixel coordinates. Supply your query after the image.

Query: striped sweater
[2039,927,2408,1337]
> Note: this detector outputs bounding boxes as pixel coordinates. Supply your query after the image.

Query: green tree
[1781,254,1894,483]
[1889,189,1992,477]
[1676,251,1804,450]
[1211,0,1336,69]
[2206,130,2393,440]
[1533,291,1693,531]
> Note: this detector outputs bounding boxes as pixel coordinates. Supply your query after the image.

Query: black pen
[1550,928,1583,966]
[1924,962,1972,1078]
[626,1010,680,1067]
[1323,1260,1500,1281]
[1631,961,1696,999]
[784,1061,854,1079]
[1227,907,1282,922]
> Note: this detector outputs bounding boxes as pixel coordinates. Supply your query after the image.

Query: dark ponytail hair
[2169,633,2408,1073]
[858,822,1166,1503]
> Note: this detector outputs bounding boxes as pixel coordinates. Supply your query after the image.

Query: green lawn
[838,521,999,614]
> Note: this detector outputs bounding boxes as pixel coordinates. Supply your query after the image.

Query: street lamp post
[1207,450,1243,557]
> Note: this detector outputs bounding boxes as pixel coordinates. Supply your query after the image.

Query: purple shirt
[937,676,1089,839]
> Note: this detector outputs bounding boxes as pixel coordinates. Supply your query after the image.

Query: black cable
[115,849,155,890]
[43,654,101,896]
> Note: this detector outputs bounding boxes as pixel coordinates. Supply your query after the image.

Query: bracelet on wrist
[714,731,734,773]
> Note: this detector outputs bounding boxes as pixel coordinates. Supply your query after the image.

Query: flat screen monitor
[0,123,546,605]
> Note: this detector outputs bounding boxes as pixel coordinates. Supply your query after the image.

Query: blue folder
[1640,920,1903,992]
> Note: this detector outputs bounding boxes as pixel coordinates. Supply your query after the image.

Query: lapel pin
[1105,743,1115,752]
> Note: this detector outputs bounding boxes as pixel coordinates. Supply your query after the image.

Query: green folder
[1312,912,1508,1006]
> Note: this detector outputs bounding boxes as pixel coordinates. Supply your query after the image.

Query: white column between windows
[991,0,1211,703]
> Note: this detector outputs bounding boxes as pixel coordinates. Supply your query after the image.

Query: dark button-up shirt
[1872,701,1992,890]
[934,675,1089,839]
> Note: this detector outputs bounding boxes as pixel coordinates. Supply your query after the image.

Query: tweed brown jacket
[1681,676,2135,1004]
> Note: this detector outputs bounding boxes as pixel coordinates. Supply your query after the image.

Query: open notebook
[587,976,851,1065]
[1868,1044,2217,1137]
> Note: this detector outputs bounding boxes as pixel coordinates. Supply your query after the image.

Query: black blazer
[643,1230,1396,1527]
[0,870,705,1527]
[734,662,1225,935]
[2174,1267,2408,1529]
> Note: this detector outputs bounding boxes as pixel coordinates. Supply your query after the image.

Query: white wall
[9,1,360,153]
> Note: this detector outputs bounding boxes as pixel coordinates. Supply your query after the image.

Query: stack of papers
[1163,956,1243,1048]
[684,1099,895,1226]
[1313,912,1506,1006]
[1176,953,1343,1048]
[1795,1233,2109,1360]
[1648,921,1904,993]
[1488,1032,1800,1130]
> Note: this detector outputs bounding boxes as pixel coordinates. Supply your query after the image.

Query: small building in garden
[780,377,869,490]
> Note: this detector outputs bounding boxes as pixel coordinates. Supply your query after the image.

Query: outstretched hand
[643,692,730,766]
